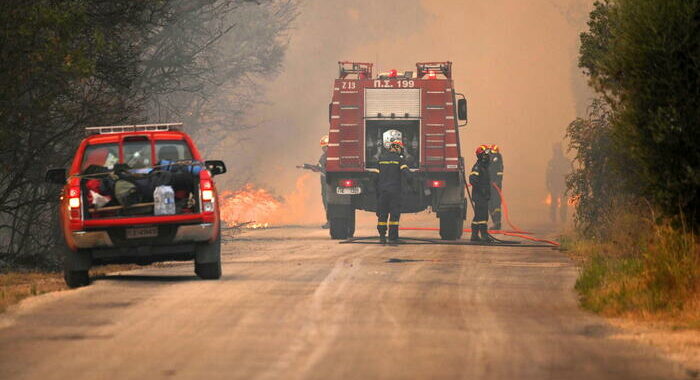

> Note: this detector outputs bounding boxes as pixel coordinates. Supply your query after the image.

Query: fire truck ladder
[416,61,452,79]
[338,61,373,79]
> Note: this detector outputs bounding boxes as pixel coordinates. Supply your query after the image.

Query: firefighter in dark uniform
[371,136,412,244]
[469,145,492,241]
[488,144,504,230]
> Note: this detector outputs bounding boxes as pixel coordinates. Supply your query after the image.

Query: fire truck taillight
[427,180,447,188]
[68,186,81,219]
[339,179,357,188]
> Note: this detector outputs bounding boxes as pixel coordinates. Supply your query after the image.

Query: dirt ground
[0,226,694,379]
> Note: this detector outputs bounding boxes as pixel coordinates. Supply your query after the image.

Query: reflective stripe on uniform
[379,161,400,165]
[377,222,388,226]
[366,168,379,173]
[471,221,488,225]
[497,172,503,175]
[493,208,501,212]
[400,165,408,170]
[388,221,400,226]
[470,171,479,176]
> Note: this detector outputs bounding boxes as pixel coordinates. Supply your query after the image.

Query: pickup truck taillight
[68,186,81,220]
[200,178,214,213]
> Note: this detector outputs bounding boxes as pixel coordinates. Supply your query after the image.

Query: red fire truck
[325,61,469,240]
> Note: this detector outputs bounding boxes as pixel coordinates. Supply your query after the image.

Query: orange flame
[544,193,552,206]
[219,173,324,227]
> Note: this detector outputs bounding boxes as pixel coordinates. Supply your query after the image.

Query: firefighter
[469,145,492,241]
[295,136,330,228]
[488,144,504,230]
[319,135,329,228]
[372,130,412,244]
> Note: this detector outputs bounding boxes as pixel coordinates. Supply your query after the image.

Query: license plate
[125,226,158,239]
[336,186,361,195]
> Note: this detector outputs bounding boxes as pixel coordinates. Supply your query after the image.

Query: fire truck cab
[325,61,469,240]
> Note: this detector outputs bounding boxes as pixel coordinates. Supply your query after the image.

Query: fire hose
[397,181,560,247]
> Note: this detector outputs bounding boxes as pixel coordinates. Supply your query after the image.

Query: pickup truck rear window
[81,143,119,171]
[123,140,152,169]
[81,140,194,172]
[156,140,193,162]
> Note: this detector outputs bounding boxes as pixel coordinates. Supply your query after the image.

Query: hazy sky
[220,0,594,227]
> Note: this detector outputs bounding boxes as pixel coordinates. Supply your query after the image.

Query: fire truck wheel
[329,217,349,240]
[347,210,356,238]
[439,211,464,240]
[195,233,222,280]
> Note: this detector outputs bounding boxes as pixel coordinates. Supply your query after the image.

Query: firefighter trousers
[377,191,401,240]
[472,198,489,232]
[488,183,502,227]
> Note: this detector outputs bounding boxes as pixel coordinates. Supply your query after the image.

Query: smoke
[220,0,593,229]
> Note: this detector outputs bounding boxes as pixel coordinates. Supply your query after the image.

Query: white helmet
[382,129,403,150]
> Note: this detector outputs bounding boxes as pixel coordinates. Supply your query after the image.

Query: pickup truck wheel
[62,242,92,288]
[329,217,349,240]
[195,232,222,280]
[64,270,90,288]
[439,211,464,240]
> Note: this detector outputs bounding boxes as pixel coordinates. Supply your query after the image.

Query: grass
[569,218,700,328]
[0,265,134,313]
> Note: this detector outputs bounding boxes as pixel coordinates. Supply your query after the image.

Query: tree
[574,0,700,229]
[0,0,296,270]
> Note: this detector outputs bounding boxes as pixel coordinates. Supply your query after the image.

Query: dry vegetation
[564,214,699,328]
[0,265,134,313]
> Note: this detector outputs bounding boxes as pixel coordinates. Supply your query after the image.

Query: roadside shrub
[574,213,699,319]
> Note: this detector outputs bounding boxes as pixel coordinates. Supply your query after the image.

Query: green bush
[577,0,700,228]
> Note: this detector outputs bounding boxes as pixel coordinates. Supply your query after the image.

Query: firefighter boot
[388,223,399,243]
[480,225,495,242]
[470,224,481,241]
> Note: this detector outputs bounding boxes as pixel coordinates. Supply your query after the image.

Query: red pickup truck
[45,123,227,288]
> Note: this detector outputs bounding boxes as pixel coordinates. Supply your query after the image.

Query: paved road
[0,226,689,379]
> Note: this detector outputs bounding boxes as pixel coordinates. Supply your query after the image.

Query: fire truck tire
[330,218,349,239]
[347,209,356,238]
[439,211,464,240]
[195,233,222,280]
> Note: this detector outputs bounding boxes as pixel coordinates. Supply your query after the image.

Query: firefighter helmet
[475,144,490,156]
[383,129,403,150]
[490,144,500,153]
[320,135,329,148]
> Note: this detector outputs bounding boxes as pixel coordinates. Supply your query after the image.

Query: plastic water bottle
[154,185,176,215]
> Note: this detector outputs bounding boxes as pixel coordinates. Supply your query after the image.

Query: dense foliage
[570,0,700,236]
[0,0,295,269]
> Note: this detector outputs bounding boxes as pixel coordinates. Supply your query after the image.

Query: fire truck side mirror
[457,98,468,122]
[45,168,66,184]
[205,160,227,176]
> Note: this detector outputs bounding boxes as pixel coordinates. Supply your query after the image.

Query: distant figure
[546,143,572,225]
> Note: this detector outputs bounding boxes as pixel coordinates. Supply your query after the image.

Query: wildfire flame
[544,193,552,206]
[219,173,323,228]
[219,184,281,227]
